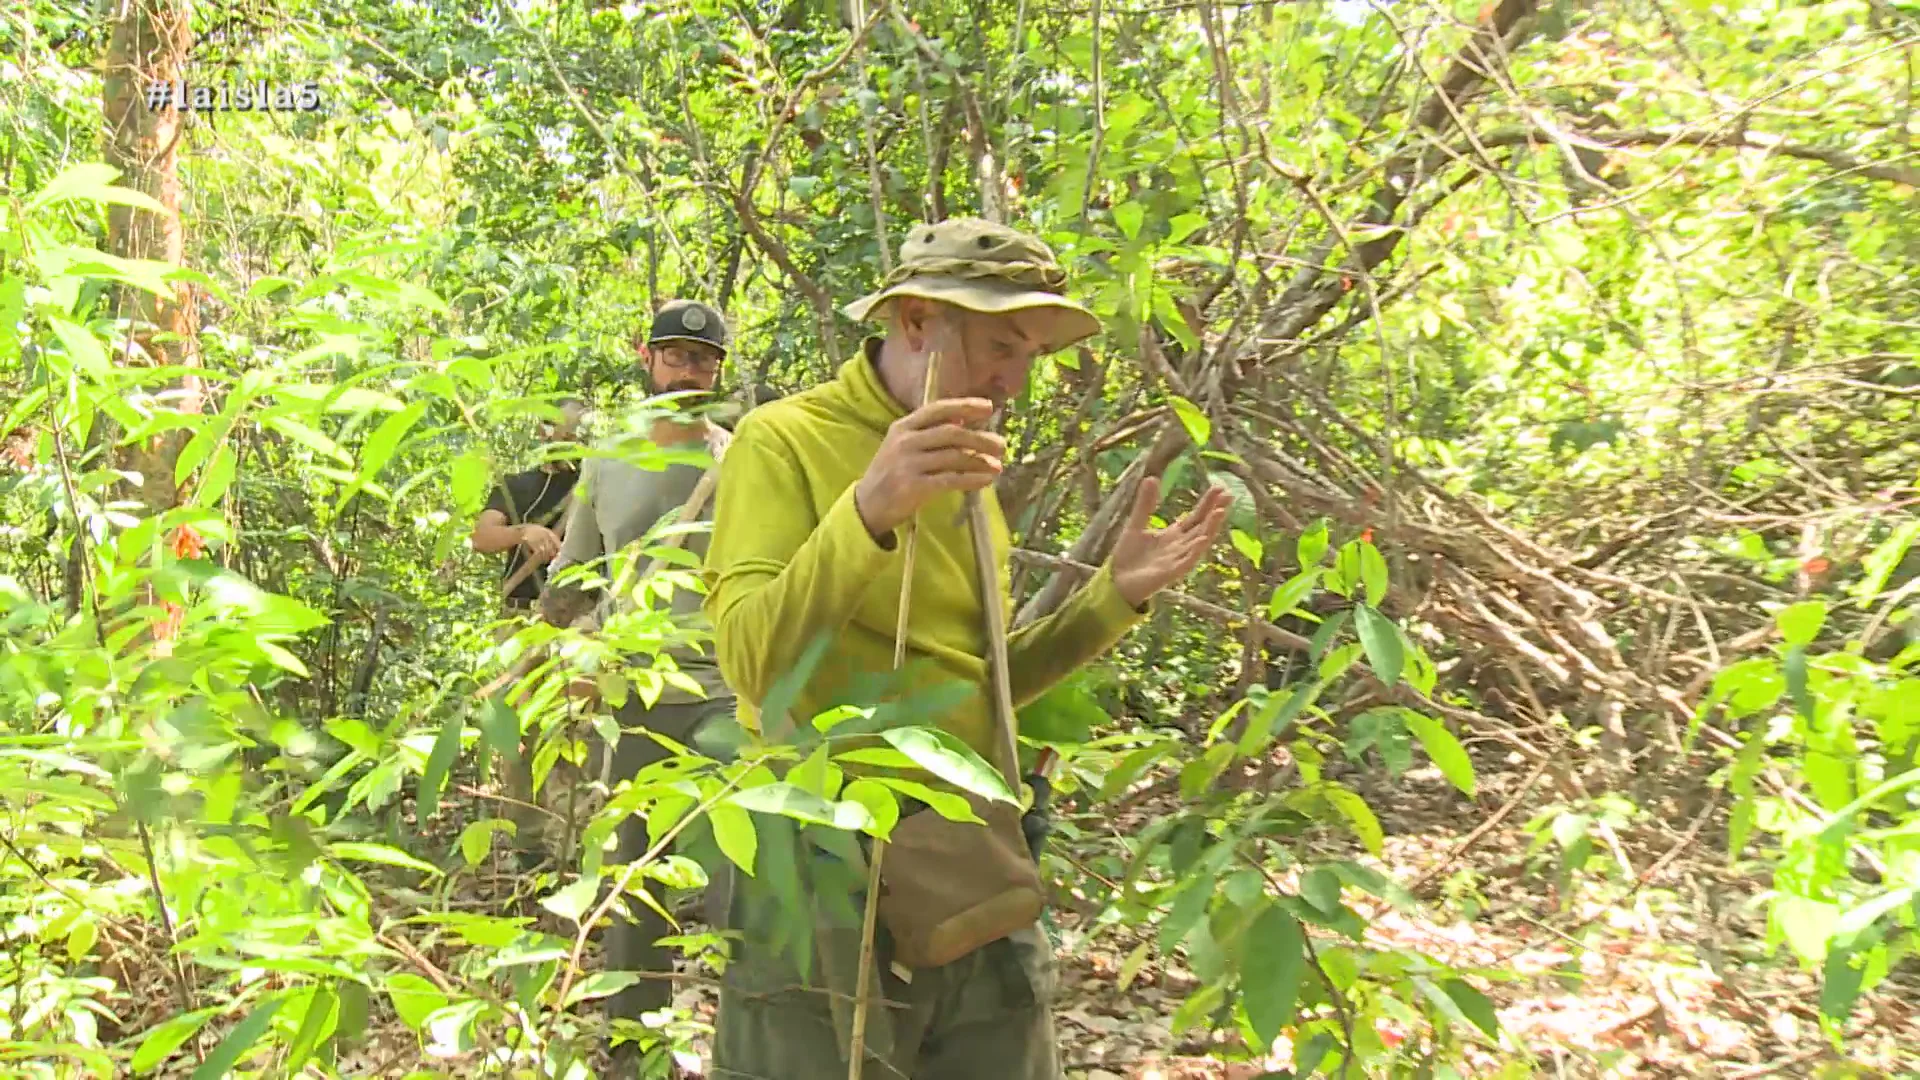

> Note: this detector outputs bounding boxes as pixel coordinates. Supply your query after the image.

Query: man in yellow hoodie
[702,218,1228,1079]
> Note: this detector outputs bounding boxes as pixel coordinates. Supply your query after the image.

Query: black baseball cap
[648,299,729,355]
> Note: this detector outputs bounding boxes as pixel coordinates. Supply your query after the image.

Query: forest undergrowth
[2,0,1918,1077]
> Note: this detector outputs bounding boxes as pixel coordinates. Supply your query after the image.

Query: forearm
[471,522,523,555]
[1006,560,1148,707]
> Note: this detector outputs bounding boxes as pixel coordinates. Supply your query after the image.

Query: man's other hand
[518,524,561,561]
[854,397,1004,541]
[1109,476,1231,609]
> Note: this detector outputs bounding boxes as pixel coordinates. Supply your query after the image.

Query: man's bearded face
[640,340,723,398]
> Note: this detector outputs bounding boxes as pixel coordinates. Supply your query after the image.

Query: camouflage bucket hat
[843,218,1101,353]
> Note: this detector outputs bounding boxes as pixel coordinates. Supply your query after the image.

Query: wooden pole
[846,351,942,1079]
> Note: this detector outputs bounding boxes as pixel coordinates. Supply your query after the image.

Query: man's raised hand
[1108,476,1232,609]
[854,397,1004,542]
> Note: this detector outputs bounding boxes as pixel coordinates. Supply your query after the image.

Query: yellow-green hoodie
[702,340,1149,760]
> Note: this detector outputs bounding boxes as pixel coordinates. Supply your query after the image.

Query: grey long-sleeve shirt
[549,424,733,706]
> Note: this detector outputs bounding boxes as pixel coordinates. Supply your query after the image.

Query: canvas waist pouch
[876,789,1043,970]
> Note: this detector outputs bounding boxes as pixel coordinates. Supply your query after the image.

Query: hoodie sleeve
[702,419,899,706]
[1005,560,1150,707]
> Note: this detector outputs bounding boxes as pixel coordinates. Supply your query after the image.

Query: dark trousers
[600,695,736,1021]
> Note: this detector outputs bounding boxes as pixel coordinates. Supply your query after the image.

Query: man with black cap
[542,299,737,1069]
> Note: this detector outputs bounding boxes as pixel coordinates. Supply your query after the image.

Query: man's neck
[649,415,710,447]
[873,335,930,411]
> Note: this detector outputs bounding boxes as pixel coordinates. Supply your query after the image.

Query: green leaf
[540,875,601,924]
[729,782,872,832]
[450,450,492,515]
[1308,610,1350,661]
[1116,941,1153,994]
[477,695,521,768]
[48,316,108,379]
[329,842,443,877]
[417,709,465,822]
[459,820,513,867]
[1403,642,1438,696]
[1017,679,1107,745]
[1241,905,1306,1048]
[263,415,351,465]
[1166,213,1207,245]
[562,971,643,1009]
[1834,887,1918,947]
[356,399,429,483]
[195,444,238,507]
[1821,944,1868,1022]
[131,1006,222,1073]
[384,973,447,1031]
[1777,601,1826,646]
[29,162,167,214]
[841,779,899,839]
[1167,395,1211,447]
[1114,200,1145,241]
[1180,742,1236,799]
[1785,646,1814,720]
[191,995,285,1080]
[1298,520,1330,568]
[1300,867,1343,913]
[1239,682,1316,757]
[1354,605,1405,687]
[872,778,982,823]
[1404,712,1475,796]
[1159,879,1213,953]
[1359,542,1389,607]
[1853,520,1920,606]
[1322,786,1383,855]
[1817,770,1920,846]
[1775,896,1840,966]
[1267,569,1319,622]
[1550,812,1591,851]
[1328,861,1416,910]
[1230,528,1264,566]
[1332,541,1364,597]
[1441,978,1500,1038]
[710,802,757,874]
[285,985,338,1075]
[880,727,1014,803]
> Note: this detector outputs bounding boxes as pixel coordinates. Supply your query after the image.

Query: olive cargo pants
[709,851,1062,1080]
[599,694,736,1022]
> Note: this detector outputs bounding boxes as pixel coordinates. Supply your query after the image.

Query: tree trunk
[102,0,202,515]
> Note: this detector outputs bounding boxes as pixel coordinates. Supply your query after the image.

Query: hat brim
[647,334,728,356]
[843,275,1101,353]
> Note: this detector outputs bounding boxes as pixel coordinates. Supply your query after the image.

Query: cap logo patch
[682,307,708,331]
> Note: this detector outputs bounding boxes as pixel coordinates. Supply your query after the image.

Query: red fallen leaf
[170,524,205,560]
[1376,1019,1406,1049]
[1361,527,1375,544]
[1802,556,1831,576]
[1340,275,1354,292]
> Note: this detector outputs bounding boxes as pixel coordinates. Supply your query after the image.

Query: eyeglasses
[656,346,722,373]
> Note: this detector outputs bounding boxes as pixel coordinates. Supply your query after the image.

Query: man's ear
[898,298,937,351]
